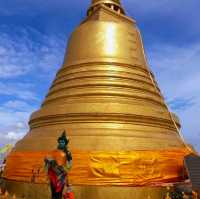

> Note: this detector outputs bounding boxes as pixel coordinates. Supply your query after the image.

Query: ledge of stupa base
[4,180,168,199]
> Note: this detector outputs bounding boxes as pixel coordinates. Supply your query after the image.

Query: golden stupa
[4,0,191,198]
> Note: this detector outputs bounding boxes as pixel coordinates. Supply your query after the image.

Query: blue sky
[0,0,200,151]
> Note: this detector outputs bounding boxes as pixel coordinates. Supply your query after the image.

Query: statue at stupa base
[44,131,73,199]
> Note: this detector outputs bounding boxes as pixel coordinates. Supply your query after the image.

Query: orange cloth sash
[3,148,190,186]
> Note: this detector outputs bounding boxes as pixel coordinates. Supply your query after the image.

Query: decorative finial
[88,0,125,16]
[92,0,121,6]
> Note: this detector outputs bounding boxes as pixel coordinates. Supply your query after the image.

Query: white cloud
[0,131,25,148]
[5,131,24,140]
[0,106,31,132]
[0,100,34,147]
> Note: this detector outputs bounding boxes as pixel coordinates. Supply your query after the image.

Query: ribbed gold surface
[14,3,184,152]
[5,1,186,198]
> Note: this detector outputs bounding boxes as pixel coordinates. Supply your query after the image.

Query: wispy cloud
[0,105,31,147]
[0,25,65,79]
[3,100,34,111]
[0,98,36,145]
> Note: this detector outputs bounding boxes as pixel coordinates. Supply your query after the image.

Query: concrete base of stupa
[5,180,168,199]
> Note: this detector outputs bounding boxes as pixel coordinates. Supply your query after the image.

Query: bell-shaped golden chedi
[15,0,183,152]
[4,0,190,198]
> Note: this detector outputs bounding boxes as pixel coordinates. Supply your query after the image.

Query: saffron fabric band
[3,148,189,186]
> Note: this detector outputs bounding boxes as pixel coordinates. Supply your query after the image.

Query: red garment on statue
[48,168,63,193]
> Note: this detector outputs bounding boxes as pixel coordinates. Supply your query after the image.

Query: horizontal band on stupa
[4,148,190,186]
